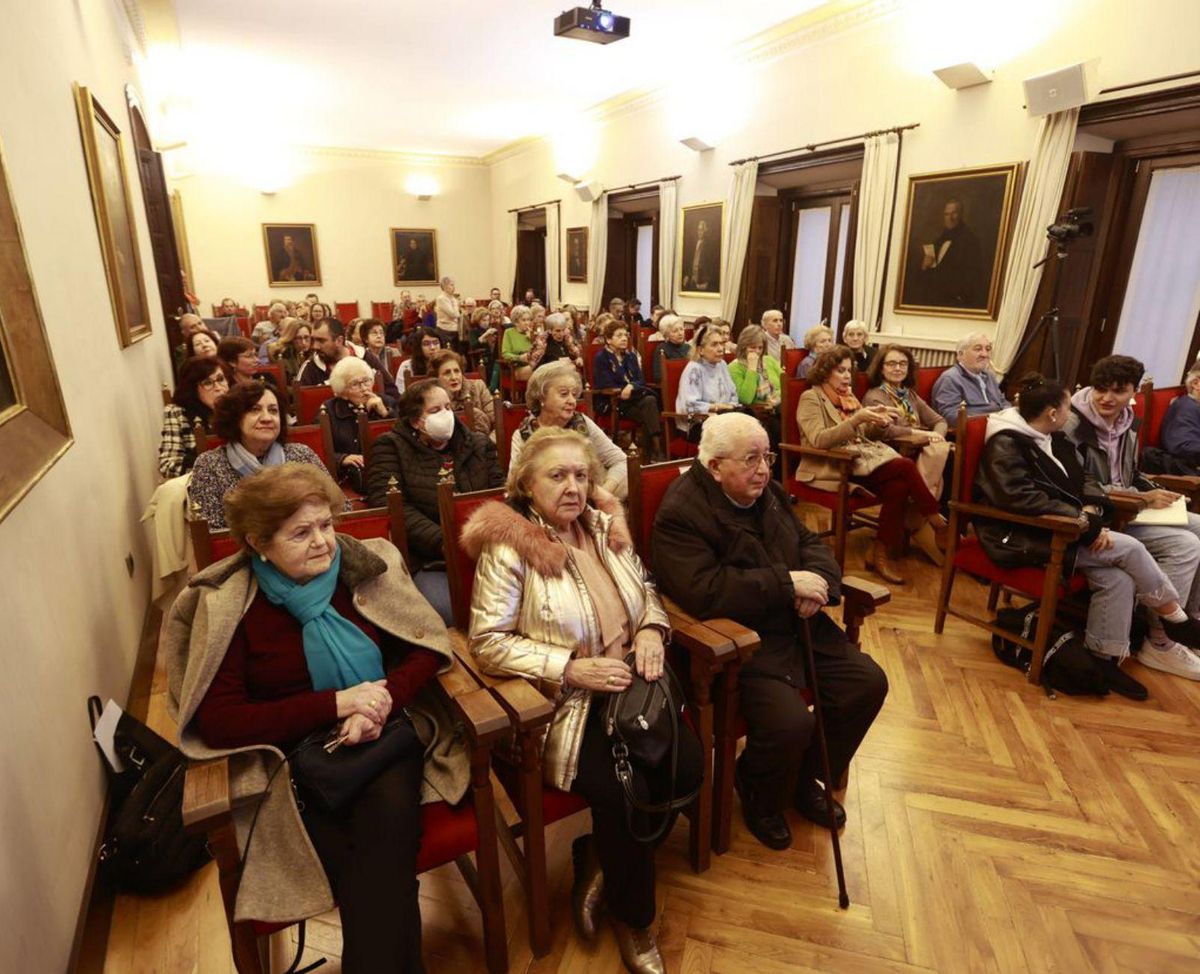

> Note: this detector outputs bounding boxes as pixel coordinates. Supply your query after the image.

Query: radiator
[910,347,956,368]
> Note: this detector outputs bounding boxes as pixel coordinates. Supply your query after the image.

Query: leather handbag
[603,652,700,843]
[290,710,422,812]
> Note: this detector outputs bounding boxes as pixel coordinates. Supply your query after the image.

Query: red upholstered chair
[588,345,641,440]
[779,376,880,569]
[934,406,1087,685]
[1135,380,1200,507]
[295,384,335,424]
[252,363,285,391]
[288,422,337,480]
[335,301,359,324]
[253,304,269,322]
[914,363,948,404]
[852,371,869,400]
[235,316,253,338]
[659,356,701,459]
[371,300,393,320]
[192,420,225,455]
[498,359,527,404]
[783,346,806,377]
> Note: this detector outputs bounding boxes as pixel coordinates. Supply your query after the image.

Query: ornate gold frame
[893,162,1023,321]
[262,223,322,287]
[389,228,439,286]
[73,84,152,346]
[678,200,724,299]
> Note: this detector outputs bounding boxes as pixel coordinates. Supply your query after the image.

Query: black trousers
[738,648,888,816]
[570,702,703,929]
[617,392,661,438]
[300,749,425,973]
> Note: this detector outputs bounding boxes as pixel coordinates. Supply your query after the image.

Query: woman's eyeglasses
[199,376,228,391]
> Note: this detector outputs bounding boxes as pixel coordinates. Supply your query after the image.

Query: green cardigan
[502,326,532,362]
[728,355,783,406]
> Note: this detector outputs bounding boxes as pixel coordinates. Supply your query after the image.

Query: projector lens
[598,11,614,29]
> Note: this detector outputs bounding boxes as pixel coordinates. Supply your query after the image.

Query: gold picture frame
[73,84,152,347]
[678,200,723,298]
[894,162,1023,320]
[390,228,439,286]
[263,223,322,287]
[566,226,588,283]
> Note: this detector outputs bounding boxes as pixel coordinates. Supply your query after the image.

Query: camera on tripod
[1046,206,1094,243]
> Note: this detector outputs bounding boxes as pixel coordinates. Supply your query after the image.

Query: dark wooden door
[602,217,628,310]
[515,228,547,304]
[126,94,186,360]
[735,195,782,332]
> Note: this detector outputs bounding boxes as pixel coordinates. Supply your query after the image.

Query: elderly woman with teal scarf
[169,463,466,973]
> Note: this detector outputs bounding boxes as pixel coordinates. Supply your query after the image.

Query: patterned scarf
[881,383,917,425]
[225,440,286,478]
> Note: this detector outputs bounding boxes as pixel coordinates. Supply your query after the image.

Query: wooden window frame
[0,138,73,524]
[777,187,858,333]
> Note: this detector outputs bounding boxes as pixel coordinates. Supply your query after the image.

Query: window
[784,193,854,340]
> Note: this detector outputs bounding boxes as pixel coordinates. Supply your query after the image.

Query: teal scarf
[250,544,385,691]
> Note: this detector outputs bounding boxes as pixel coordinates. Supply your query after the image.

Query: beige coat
[795,387,899,491]
[450,377,495,435]
[461,496,669,791]
[165,535,468,924]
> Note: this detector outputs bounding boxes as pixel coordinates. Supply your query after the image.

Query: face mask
[423,409,455,441]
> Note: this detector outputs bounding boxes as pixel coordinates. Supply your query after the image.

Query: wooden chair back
[161,384,172,407]
[253,304,269,322]
[437,483,506,630]
[357,413,396,465]
[235,316,253,338]
[335,301,360,324]
[370,301,393,320]
[1143,381,1182,452]
[295,384,335,424]
[952,408,989,512]
[779,376,809,480]
[289,423,334,474]
[253,363,285,390]
[626,450,690,562]
[783,347,805,377]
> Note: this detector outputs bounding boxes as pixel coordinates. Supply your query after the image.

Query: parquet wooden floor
[102,509,1200,973]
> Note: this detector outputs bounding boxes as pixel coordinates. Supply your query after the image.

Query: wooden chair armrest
[182,758,232,834]
[841,575,891,606]
[435,653,510,743]
[1149,474,1200,495]
[951,501,1084,537]
[592,387,623,397]
[779,442,858,463]
[663,595,760,663]
[447,628,555,729]
[662,606,739,665]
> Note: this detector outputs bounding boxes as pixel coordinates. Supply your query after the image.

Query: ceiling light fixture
[557,171,581,184]
[680,136,714,153]
[933,62,993,90]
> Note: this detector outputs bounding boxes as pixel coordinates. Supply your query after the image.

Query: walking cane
[799,615,850,909]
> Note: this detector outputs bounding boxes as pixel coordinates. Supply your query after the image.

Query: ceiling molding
[295,144,487,168]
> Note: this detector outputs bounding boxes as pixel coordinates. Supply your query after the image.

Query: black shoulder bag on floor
[87,696,210,895]
[604,652,700,844]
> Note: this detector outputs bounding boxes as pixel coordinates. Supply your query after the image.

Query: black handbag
[603,652,700,843]
[87,696,210,895]
[290,710,422,812]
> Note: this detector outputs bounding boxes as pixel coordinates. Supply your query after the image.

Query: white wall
[488,0,1200,346]
[0,2,174,970]
[175,150,496,311]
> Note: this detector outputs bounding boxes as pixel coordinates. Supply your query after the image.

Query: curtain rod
[508,198,562,214]
[607,174,682,194]
[1099,69,1200,95]
[728,123,920,167]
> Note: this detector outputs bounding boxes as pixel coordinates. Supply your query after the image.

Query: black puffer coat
[364,419,503,570]
[974,428,1109,575]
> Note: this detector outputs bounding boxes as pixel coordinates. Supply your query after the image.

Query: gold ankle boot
[612,919,665,974]
[866,541,907,584]
[571,834,604,943]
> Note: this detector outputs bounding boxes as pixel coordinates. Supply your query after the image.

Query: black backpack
[990,607,1110,696]
[88,696,210,894]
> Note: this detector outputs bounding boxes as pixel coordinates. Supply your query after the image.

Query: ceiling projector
[555,3,630,44]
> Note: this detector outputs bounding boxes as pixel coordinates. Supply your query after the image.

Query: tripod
[1010,238,1071,379]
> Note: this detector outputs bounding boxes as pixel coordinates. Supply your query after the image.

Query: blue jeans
[412,569,454,627]
[1075,532,1178,659]
[1124,512,1200,616]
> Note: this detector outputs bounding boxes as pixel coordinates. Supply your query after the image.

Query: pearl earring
[259,553,268,562]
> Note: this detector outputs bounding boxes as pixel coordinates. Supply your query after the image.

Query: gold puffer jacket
[461,495,670,790]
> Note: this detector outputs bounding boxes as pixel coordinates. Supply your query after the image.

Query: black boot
[734,760,791,850]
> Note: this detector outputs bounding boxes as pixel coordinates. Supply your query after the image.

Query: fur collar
[460,492,631,577]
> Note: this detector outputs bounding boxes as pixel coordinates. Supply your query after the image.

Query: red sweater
[195,582,441,750]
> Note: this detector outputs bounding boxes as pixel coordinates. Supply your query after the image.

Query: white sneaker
[1138,638,1200,680]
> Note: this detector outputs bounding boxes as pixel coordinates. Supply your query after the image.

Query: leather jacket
[1063,407,1155,492]
[461,496,670,791]
[974,429,1108,573]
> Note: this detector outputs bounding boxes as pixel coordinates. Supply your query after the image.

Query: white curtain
[719,160,759,323]
[991,108,1080,377]
[1112,167,1200,386]
[504,211,518,303]
[544,203,560,309]
[587,193,608,318]
[853,131,900,330]
[658,179,678,310]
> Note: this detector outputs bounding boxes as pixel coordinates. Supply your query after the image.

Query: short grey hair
[658,313,683,337]
[440,276,454,288]
[736,325,767,360]
[761,309,784,326]
[329,355,374,395]
[803,324,833,351]
[268,301,288,316]
[526,360,582,413]
[545,312,568,331]
[510,304,532,324]
[697,412,768,468]
[956,331,992,356]
[842,319,868,338]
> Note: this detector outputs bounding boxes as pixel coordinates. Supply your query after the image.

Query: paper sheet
[1132,495,1189,525]
[93,699,126,773]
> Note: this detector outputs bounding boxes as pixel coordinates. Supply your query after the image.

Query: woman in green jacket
[727,324,782,456]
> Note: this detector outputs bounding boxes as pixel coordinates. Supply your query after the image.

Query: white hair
[268,301,288,315]
[697,412,767,468]
[956,331,991,356]
[761,309,783,325]
[842,319,868,337]
[329,355,374,395]
[510,304,532,323]
[658,313,683,337]
[544,312,569,331]
[526,360,581,413]
[440,276,454,287]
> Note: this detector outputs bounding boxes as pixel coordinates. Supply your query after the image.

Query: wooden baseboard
[69,600,164,973]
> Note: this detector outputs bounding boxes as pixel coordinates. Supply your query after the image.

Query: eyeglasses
[199,376,228,390]
[720,452,776,471]
[883,359,909,369]
[346,377,374,390]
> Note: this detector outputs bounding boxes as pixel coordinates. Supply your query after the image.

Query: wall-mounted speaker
[575,180,603,203]
[1022,60,1097,116]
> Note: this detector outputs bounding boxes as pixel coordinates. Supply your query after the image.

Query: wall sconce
[575,180,603,203]
[405,174,440,200]
[933,62,993,89]
[679,136,714,152]
[556,171,581,184]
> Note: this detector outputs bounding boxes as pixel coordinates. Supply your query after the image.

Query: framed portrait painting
[566,226,588,283]
[263,224,321,286]
[679,201,723,298]
[391,228,438,286]
[73,84,151,347]
[894,163,1022,320]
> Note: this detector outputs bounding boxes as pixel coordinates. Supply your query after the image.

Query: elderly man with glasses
[651,412,888,851]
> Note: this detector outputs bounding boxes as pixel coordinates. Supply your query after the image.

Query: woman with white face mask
[364,379,503,624]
